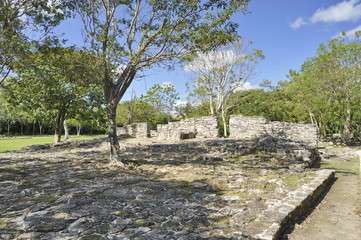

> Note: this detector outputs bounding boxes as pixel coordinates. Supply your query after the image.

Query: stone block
[116,122,150,138]
[156,116,219,141]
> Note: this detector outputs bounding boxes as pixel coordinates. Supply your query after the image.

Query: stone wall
[229,115,318,147]
[157,116,219,141]
[116,122,150,138]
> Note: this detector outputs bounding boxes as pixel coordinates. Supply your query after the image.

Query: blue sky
[57,0,361,103]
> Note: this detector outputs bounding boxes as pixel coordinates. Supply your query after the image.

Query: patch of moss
[65,181,81,186]
[16,197,35,202]
[37,195,59,203]
[283,176,300,186]
[76,174,95,180]
[0,218,10,228]
[217,217,230,227]
[135,219,155,227]
[112,210,132,218]
[17,181,38,189]
[182,226,192,231]
[327,146,343,151]
[220,190,248,199]
[94,153,110,159]
[160,225,172,231]
[5,212,21,218]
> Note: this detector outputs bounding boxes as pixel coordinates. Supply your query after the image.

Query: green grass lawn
[0,135,106,152]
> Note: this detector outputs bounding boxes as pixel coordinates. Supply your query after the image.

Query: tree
[67,115,88,137]
[0,0,72,85]
[3,46,104,142]
[184,40,264,136]
[286,32,361,142]
[75,0,251,165]
[67,107,107,136]
[0,100,16,136]
[116,99,172,130]
[228,85,307,123]
[140,83,179,113]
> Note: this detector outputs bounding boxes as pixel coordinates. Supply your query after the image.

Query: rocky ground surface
[282,147,361,240]
[0,138,334,240]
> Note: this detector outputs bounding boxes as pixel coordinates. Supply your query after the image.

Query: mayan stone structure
[157,116,219,141]
[116,122,150,138]
[229,115,318,147]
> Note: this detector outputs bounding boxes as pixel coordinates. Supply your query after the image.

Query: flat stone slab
[0,139,334,240]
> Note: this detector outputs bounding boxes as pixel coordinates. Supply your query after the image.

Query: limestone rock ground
[283,147,361,240]
[0,139,333,240]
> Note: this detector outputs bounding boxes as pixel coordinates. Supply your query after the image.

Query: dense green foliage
[0,46,107,138]
[116,100,172,130]
[116,83,179,129]
[286,33,361,141]
[1,0,73,85]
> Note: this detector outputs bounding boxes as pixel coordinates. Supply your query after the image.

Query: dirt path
[283,147,361,240]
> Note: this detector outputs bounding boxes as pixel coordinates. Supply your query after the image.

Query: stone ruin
[228,115,319,167]
[229,115,318,147]
[116,116,219,141]
[116,122,150,138]
[116,115,318,146]
[116,115,320,167]
[156,116,219,140]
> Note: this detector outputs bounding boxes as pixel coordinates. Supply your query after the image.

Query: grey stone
[229,115,318,148]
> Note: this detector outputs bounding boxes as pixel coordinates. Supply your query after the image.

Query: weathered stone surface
[229,115,318,148]
[157,116,219,140]
[0,138,333,240]
[117,123,150,138]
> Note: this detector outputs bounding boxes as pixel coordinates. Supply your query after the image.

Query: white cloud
[334,25,361,39]
[174,100,187,107]
[290,17,308,29]
[234,82,259,92]
[162,81,175,87]
[311,0,361,23]
[291,0,361,29]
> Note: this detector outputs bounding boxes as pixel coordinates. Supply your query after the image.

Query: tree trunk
[32,121,36,135]
[343,107,353,143]
[39,122,43,135]
[64,119,70,141]
[221,106,227,137]
[54,109,66,143]
[309,111,315,125]
[7,120,10,136]
[107,105,125,167]
[76,125,81,136]
[209,94,214,116]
